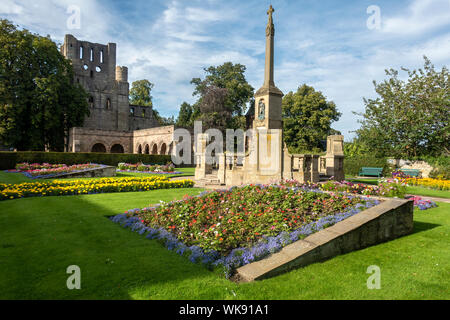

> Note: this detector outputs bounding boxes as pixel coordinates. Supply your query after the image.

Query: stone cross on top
[267,5,274,21]
[266,5,275,35]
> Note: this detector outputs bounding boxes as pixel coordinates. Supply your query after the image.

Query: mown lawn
[0,167,195,185]
[0,188,448,300]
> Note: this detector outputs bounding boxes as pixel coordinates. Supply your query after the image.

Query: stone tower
[253,5,284,130]
[61,34,158,132]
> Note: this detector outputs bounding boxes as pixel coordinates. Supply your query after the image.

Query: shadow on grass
[0,189,214,300]
[413,220,441,234]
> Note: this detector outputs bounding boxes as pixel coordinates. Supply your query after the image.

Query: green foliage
[176,102,195,128]
[344,138,371,157]
[345,156,389,177]
[190,62,254,130]
[0,151,172,170]
[129,79,154,107]
[282,84,341,152]
[0,19,89,151]
[356,56,450,158]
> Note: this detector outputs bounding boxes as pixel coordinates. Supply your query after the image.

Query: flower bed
[117,162,180,174]
[7,163,104,179]
[0,176,194,201]
[401,177,450,191]
[283,178,407,198]
[406,196,438,210]
[111,184,381,277]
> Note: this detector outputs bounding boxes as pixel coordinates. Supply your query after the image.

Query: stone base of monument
[41,165,117,179]
[232,197,414,282]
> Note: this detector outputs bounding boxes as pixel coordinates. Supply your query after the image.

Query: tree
[355,56,449,158]
[129,79,154,107]
[190,62,254,130]
[176,102,198,128]
[282,84,342,153]
[0,19,89,151]
[198,85,230,131]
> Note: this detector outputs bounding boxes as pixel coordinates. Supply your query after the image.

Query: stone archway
[144,144,150,154]
[91,143,106,153]
[151,143,158,155]
[137,144,142,154]
[110,144,124,154]
[160,143,167,155]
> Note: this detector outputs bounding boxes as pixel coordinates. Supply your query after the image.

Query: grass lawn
[0,188,449,300]
[0,167,195,185]
[404,186,450,199]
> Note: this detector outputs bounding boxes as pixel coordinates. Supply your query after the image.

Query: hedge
[0,152,173,170]
[344,156,389,177]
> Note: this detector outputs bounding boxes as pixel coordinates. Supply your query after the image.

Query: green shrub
[345,156,389,177]
[0,152,172,170]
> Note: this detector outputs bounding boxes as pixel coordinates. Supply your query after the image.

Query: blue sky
[1,0,449,139]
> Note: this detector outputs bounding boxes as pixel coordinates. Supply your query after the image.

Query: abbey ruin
[62,35,175,155]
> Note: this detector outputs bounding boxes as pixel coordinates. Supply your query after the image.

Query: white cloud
[382,0,450,35]
[0,0,23,14]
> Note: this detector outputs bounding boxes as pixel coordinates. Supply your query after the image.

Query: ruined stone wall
[69,127,133,153]
[61,34,158,133]
[133,126,175,155]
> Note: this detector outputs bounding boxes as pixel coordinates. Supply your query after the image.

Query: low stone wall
[234,198,414,282]
[42,166,117,179]
[387,159,435,178]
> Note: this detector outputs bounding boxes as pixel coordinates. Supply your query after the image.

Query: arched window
[100,50,104,63]
[151,144,158,155]
[160,143,167,155]
[137,145,142,154]
[79,46,83,59]
[144,145,150,154]
[90,48,94,62]
[88,96,94,108]
[91,143,106,153]
[111,144,124,154]
[106,98,111,110]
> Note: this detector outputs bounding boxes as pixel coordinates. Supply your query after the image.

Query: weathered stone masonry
[62,35,174,155]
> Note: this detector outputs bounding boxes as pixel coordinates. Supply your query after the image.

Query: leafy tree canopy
[129,79,154,107]
[189,62,254,130]
[355,56,449,158]
[0,19,89,151]
[282,84,341,153]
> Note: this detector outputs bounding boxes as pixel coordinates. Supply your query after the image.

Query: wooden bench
[358,167,383,177]
[399,169,421,177]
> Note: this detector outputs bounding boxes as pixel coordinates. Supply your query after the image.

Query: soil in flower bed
[131,185,373,254]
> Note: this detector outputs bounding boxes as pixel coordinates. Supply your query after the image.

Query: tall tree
[0,19,89,151]
[129,79,154,107]
[356,56,449,158]
[282,84,342,153]
[176,102,196,128]
[190,62,254,130]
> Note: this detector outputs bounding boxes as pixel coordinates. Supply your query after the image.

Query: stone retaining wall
[234,198,414,282]
[42,166,117,179]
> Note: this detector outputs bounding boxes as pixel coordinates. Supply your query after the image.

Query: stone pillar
[217,154,226,185]
[194,134,208,181]
[282,146,293,180]
[325,135,345,181]
[311,155,320,182]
